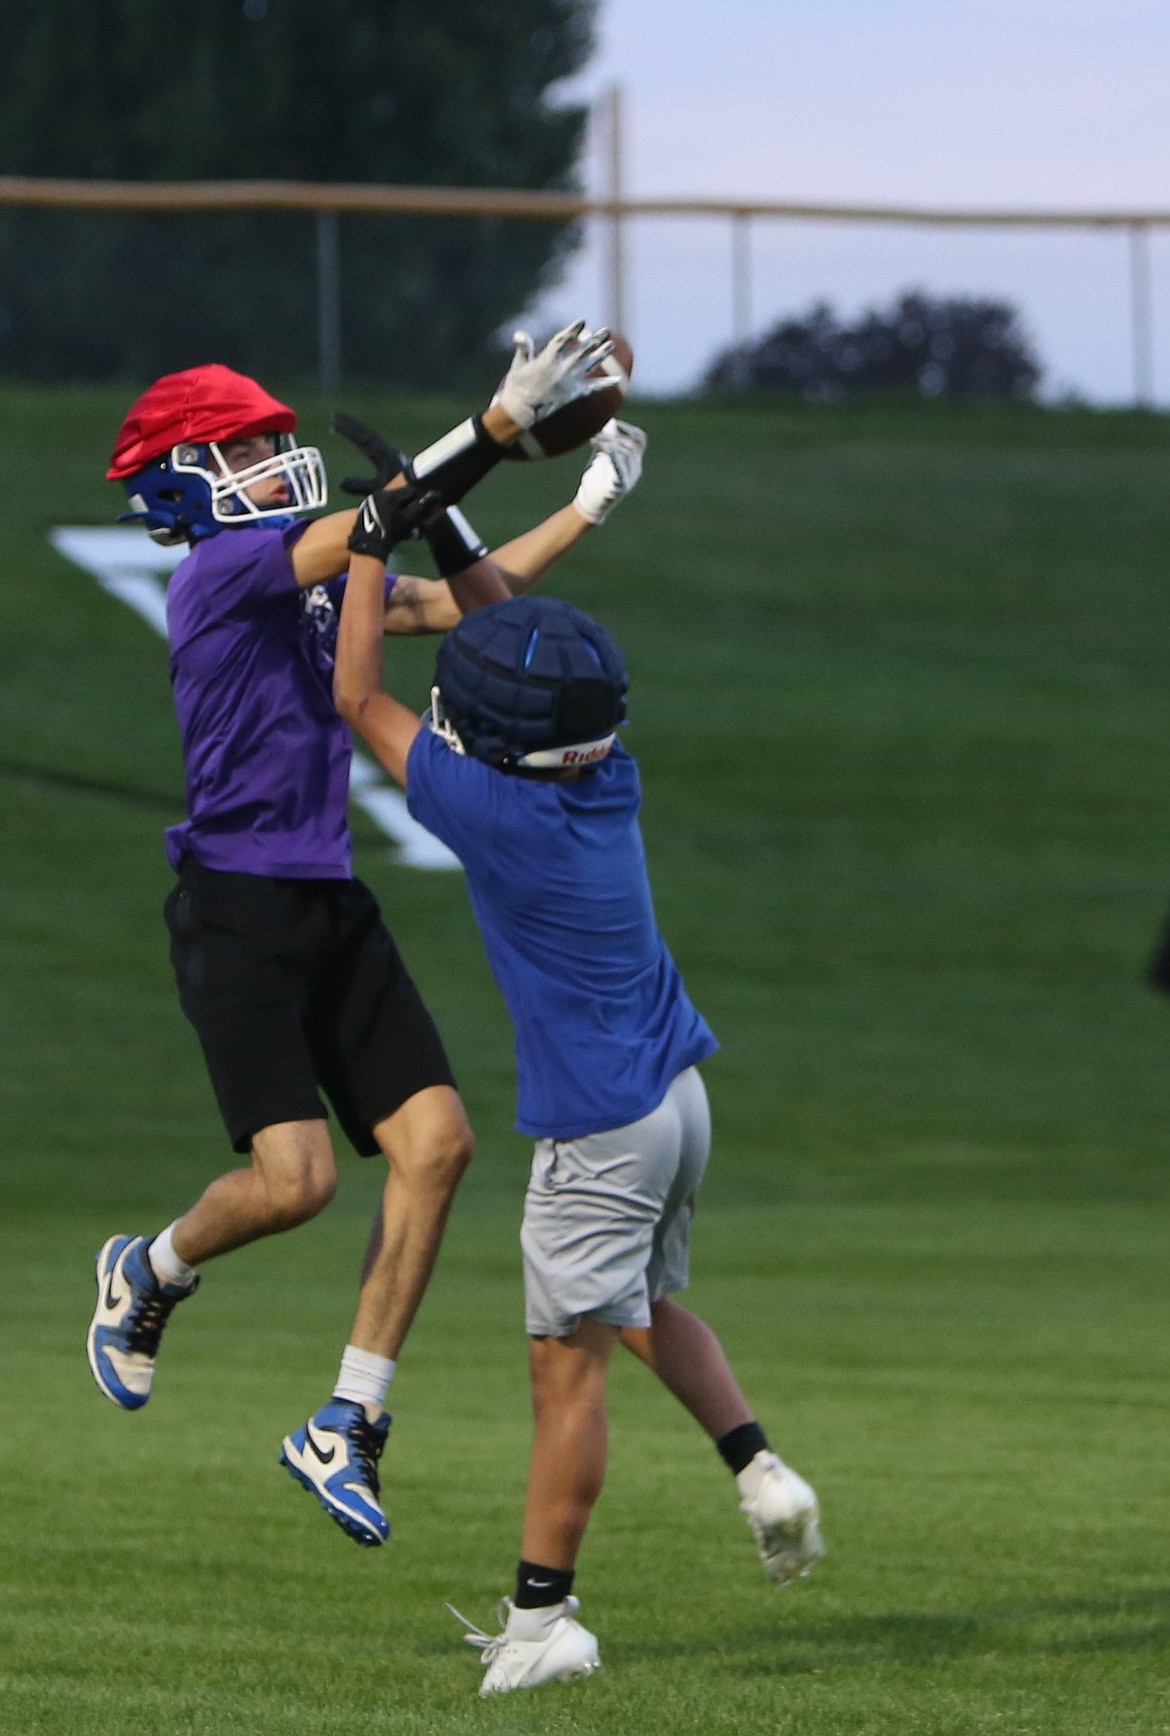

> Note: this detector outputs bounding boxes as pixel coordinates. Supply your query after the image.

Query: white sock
[148,1223,198,1289]
[333,1345,395,1414]
[506,1602,567,1640]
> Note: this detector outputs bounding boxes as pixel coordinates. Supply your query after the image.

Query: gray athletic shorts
[521,1066,712,1338]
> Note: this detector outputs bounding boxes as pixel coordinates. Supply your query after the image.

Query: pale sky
[534,0,1170,402]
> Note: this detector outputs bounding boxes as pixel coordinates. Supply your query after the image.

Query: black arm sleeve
[408,415,507,505]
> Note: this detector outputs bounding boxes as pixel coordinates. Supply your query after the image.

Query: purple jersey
[164,522,390,879]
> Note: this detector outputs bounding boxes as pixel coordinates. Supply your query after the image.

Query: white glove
[496,319,615,430]
[572,419,647,525]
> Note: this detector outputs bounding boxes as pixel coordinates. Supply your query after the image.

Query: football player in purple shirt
[87,329,644,1550]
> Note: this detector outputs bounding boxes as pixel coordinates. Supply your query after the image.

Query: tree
[0,0,597,385]
[704,291,1042,401]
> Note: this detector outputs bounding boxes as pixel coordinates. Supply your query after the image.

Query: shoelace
[124,1290,180,1356]
[345,1415,386,1498]
[446,1602,507,1663]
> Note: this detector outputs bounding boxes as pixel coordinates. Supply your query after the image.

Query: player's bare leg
[622,1297,824,1584]
[523,1320,619,1568]
[87,1119,337,1412]
[169,1118,339,1263]
[620,1297,753,1437]
[451,1322,613,1695]
[281,1085,473,1547]
[349,1084,475,1367]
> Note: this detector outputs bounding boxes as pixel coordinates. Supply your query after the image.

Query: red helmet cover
[107,364,298,480]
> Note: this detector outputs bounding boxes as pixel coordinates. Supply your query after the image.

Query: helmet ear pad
[121,453,220,544]
[435,597,628,769]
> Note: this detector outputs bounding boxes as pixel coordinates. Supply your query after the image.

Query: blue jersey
[406,731,717,1140]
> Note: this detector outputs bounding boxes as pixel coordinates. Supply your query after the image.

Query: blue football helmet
[432,596,628,770]
[120,434,327,546]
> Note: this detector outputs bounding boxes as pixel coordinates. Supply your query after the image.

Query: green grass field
[2,389,1170,1734]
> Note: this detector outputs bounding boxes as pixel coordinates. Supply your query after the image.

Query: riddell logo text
[562,745,610,766]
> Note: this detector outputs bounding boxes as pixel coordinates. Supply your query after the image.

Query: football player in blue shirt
[332,458,825,1697]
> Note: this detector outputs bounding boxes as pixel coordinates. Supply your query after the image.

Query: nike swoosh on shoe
[305,1427,337,1466]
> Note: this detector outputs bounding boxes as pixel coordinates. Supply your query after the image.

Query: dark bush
[704,290,1042,401]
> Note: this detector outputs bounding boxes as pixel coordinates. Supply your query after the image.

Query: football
[503,334,634,461]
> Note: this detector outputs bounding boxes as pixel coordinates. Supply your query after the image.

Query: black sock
[514,1559,575,1609]
[716,1420,770,1475]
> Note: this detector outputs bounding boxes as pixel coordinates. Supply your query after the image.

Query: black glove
[333,412,410,496]
[347,484,440,562]
[336,410,490,574]
[334,406,505,507]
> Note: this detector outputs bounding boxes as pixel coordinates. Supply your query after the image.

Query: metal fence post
[316,209,341,392]
[1129,222,1155,408]
[731,210,752,347]
[602,85,626,337]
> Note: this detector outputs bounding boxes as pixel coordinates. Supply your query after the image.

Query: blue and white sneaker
[87,1234,199,1410]
[279,1400,391,1547]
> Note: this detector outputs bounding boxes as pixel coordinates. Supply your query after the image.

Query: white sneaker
[737,1450,826,1585]
[449,1597,601,1697]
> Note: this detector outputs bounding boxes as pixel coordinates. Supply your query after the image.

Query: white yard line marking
[50,526,460,872]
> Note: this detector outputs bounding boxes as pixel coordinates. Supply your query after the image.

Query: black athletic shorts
[164,861,456,1156]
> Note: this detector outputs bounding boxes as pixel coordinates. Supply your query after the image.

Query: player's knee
[375,1089,475,1197]
[426,1125,475,1196]
[264,1164,337,1229]
[529,1335,605,1413]
[401,1121,475,1196]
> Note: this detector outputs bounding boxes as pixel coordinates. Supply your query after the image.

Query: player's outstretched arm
[289,507,360,587]
[333,320,613,528]
[412,319,615,501]
[383,501,512,634]
[292,500,507,606]
[334,552,420,788]
[384,418,647,628]
[333,504,431,787]
[325,415,480,623]
[289,328,615,593]
[490,419,647,593]
[376,418,647,634]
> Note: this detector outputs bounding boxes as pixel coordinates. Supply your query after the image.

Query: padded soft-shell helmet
[432,596,629,770]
